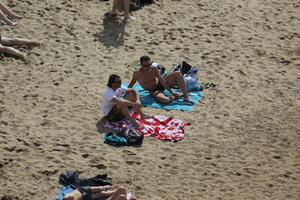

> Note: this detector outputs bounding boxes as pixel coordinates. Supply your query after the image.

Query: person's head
[140,56,151,68]
[107,74,122,90]
[125,88,138,102]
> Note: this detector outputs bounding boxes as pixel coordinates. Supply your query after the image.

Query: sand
[0,0,299,199]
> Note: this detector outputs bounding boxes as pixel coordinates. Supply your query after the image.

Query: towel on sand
[104,112,190,142]
[122,83,202,111]
[56,186,106,200]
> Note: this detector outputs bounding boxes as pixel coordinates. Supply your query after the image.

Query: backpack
[184,76,202,91]
[169,61,200,88]
[59,170,80,187]
[152,62,166,75]
[121,128,144,146]
[104,132,128,146]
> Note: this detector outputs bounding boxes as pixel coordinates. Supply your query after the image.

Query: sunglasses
[115,80,122,84]
[142,62,152,67]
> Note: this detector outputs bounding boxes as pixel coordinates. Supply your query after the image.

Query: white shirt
[101,86,127,116]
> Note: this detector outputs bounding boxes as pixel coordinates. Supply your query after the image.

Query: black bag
[122,128,144,146]
[140,0,154,4]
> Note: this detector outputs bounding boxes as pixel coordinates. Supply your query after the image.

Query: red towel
[104,112,190,142]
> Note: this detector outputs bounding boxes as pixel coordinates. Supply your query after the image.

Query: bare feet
[141,113,152,119]
[13,15,23,19]
[172,92,183,98]
[127,192,136,200]
[131,119,144,129]
[184,97,194,104]
[19,53,26,60]
[29,41,41,46]
[7,21,17,26]
[123,15,136,23]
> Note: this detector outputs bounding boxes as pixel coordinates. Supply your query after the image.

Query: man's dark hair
[107,74,120,87]
[140,56,150,64]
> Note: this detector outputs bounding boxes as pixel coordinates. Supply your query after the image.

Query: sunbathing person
[0,35,40,60]
[63,185,133,200]
[104,0,135,21]
[0,1,23,26]
[101,74,151,129]
[128,56,194,104]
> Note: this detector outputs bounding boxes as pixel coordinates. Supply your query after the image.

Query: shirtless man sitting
[128,56,193,104]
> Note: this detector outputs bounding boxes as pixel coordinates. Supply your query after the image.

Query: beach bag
[59,170,80,187]
[184,76,202,91]
[122,128,144,146]
[104,132,128,146]
[171,61,199,79]
[140,0,154,4]
[170,61,200,88]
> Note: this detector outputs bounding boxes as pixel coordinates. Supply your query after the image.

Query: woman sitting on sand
[0,35,40,60]
[0,1,23,26]
[63,185,136,200]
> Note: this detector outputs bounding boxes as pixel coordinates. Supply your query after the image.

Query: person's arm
[112,97,140,109]
[155,68,176,97]
[128,71,137,88]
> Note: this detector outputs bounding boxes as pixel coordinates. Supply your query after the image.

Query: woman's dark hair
[140,55,150,64]
[107,74,120,87]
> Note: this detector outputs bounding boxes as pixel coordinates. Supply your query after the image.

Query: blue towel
[122,83,203,111]
[56,186,106,200]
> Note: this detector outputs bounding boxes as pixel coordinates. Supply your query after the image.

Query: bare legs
[0,2,23,26]
[0,44,26,60]
[113,88,151,128]
[0,36,41,60]
[105,0,135,21]
[92,187,127,200]
[62,186,129,200]
[153,71,194,104]
[1,36,40,46]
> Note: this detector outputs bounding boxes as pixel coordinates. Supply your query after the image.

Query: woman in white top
[101,74,151,128]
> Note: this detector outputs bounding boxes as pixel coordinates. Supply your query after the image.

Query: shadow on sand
[96,17,126,48]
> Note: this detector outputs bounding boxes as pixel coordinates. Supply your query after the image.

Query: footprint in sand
[125,160,141,165]
[91,164,107,170]
[122,149,136,156]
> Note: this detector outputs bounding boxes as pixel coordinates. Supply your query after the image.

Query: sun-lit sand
[0,0,299,199]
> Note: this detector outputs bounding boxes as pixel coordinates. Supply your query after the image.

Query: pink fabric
[103,112,190,141]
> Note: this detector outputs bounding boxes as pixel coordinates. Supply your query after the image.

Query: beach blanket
[104,112,190,142]
[56,186,106,200]
[122,83,202,111]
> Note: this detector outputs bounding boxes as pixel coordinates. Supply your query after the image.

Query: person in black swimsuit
[128,56,194,104]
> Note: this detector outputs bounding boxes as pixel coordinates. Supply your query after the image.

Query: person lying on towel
[63,185,135,200]
[128,56,194,104]
[101,74,151,129]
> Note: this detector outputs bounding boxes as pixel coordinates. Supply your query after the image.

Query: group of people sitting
[101,55,193,128]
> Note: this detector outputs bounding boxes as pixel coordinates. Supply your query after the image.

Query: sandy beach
[0,0,299,199]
